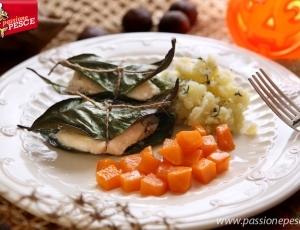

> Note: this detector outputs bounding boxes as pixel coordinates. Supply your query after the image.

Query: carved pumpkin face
[226,0,300,59]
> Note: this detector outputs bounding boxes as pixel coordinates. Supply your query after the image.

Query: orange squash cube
[96,158,121,172]
[162,138,178,148]
[157,145,184,165]
[181,149,203,166]
[192,124,207,136]
[120,153,141,173]
[155,161,174,182]
[120,170,144,193]
[192,158,217,184]
[201,135,217,157]
[140,146,154,156]
[96,165,121,190]
[140,173,167,196]
[167,166,192,193]
[176,130,203,153]
[207,151,231,174]
[137,146,160,174]
[216,124,235,151]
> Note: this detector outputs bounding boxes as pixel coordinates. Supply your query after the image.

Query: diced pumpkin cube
[168,166,192,193]
[176,130,203,152]
[96,165,121,190]
[140,173,167,196]
[192,124,207,136]
[216,124,235,151]
[137,146,160,174]
[162,138,178,148]
[181,149,203,166]
[96,158,120,172]
[155,161,174,182]
[192,158,216,184]
[120,170,144,193]
[157,145,184,165]
[140,145,154,156]
[207,151,231,174]
[201,135,217,157]
[120,153,141,172]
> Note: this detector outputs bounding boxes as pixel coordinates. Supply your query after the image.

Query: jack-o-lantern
[226,0,300,59]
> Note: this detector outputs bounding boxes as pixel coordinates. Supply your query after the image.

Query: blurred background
[0,0,232,75]
[1,0,299,76]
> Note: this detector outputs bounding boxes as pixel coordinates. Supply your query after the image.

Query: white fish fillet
[67,72,160,100]
[67,72,106,95]
[55,116,159,155]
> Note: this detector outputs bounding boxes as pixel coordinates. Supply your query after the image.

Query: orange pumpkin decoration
[226,0,300,59]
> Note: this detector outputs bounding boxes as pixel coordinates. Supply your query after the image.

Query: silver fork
[248,69,300,132]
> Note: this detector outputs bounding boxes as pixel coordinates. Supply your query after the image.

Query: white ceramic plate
[1,33,300,229]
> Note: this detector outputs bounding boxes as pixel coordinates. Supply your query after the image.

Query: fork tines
[248,69,300,132]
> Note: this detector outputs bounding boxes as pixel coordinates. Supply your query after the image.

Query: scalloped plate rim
[0,32,300,229]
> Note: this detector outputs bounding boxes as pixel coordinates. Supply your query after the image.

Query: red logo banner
[0,0,38,38]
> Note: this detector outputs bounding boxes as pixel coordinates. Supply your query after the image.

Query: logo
[0,3,8,38]
[0,1,38,38]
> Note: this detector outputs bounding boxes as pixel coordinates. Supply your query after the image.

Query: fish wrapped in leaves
[27,38,176,101]
[23,80,179,155]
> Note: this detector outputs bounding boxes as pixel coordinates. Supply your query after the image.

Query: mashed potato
[160,55,253,134]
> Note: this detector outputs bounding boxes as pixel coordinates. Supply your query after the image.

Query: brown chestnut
[158,11,191,34]
[77,27,108,40]
[122,7,153,32]
[169,1,198,25]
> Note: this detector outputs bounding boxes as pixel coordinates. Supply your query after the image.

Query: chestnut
[169,1,198,25]
[77,27,108,40]
[122,7,153,32]
[158,11,191,34]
